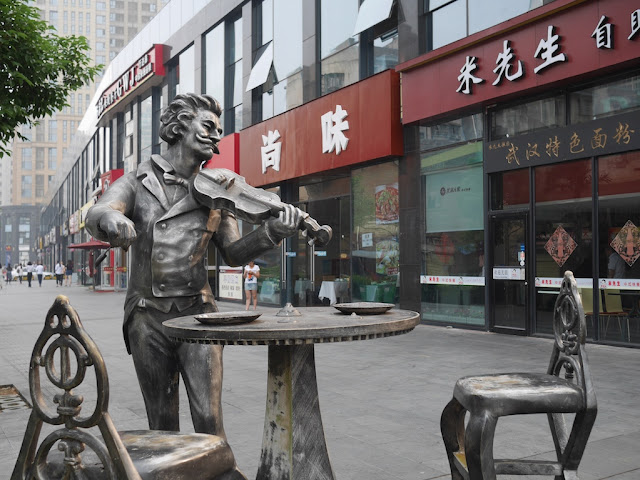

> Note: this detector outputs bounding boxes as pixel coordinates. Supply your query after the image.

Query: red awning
[68,238,111,250]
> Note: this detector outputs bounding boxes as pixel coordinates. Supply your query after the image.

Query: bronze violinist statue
[86,93,330,477]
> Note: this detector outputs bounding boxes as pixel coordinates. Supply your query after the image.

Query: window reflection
[204,23,225,107]
[491,96,565,140]
[321,43,360,95]
[320,0,359,59]
[570,74,640,124]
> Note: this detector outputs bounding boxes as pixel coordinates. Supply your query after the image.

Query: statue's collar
[150,154,176,175]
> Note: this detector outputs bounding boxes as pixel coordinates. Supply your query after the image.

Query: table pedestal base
[256,344,335,480]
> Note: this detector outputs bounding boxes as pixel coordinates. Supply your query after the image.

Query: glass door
[291,196,350,306]
[490,212,528,333]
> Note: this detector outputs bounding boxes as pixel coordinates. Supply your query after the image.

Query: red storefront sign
[96,44,166,118]
[100,169,124,194]
[203,133,240,172]
[239,70,403,187]
[398,0,640,124]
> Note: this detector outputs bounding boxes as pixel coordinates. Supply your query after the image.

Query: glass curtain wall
[420,0,555,53]
[204,22,225,126]
[352,162,399,303]
[225,14,243,133]
[320,0,360,95]
[252,0,303,120]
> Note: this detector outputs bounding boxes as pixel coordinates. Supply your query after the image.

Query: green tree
[0,0,101,156]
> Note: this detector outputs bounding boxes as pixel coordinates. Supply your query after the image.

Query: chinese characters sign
[455,9,637,95]
[485,110,639,173]
[239,70,402,187]
[96,45,165,118]
[400,1,640,124]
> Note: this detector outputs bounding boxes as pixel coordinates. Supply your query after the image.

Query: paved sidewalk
[1,280,639,479]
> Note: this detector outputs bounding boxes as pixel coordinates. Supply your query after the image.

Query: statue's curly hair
[159,93,222,145]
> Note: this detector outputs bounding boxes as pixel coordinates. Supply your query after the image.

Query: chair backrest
[547,272,596,413]
[12,295,141,480]
[603,289,624,313]
[579,288,603,315]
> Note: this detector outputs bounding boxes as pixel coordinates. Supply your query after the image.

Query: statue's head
[159,93,222,145]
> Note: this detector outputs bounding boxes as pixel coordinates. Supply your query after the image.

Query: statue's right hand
[99,211,137,250]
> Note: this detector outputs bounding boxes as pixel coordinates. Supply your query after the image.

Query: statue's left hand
[265,204,304,242]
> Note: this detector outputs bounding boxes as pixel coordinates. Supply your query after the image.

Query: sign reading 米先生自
[399,1,640,124]
[96,45,165,118]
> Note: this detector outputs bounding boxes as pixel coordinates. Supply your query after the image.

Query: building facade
[41,0,640,347]
[0,0,168,268]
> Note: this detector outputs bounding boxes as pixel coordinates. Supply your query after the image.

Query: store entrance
[490,212,529,333]
[291,196,350,307]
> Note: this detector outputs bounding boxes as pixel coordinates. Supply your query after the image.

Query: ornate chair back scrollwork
[12,295,241,480]
[440,271,597,480]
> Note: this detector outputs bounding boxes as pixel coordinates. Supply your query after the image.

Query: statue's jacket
[86,155,277,351]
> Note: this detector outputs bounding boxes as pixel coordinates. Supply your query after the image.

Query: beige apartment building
[6,0,168,208]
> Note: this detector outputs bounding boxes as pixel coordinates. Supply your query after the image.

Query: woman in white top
[243,260,260,310]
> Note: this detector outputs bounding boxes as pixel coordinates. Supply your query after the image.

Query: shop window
[352,162,399,303]
[597,151,640,344]
[176,45,195,96]
[534,159,593,335]
[139,94,152,161]
[491,95,565,140]
[570,74,640,124]
[421,141,484,325]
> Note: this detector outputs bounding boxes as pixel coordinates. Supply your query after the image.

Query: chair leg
[440,398,467,480]
[465,410,498,480]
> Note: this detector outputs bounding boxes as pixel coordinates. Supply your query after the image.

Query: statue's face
[182,109,223,163]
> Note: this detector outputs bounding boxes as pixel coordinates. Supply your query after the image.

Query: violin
[193,168,333,247]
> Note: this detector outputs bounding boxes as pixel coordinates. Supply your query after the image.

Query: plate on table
[333,302,395,315]
[194,311,261,325]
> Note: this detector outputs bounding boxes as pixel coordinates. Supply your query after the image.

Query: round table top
[163,306,420,346]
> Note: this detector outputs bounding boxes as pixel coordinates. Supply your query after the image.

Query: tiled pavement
[1,279,639,479]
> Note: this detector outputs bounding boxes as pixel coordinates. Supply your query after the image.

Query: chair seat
[120,430,236,480]
[454,372,583,416]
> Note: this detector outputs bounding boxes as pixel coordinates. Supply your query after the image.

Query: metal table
[164,307,420,480]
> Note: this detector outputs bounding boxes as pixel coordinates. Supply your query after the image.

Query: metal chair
[12,295,244,480]
[440,271,597,479]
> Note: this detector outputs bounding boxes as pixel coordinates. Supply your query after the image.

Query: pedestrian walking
[16,264,23,284]
[244,260,260,310]
[55,261,65,286]
[6,264,12,284]
[25,261,34,287]
[35,262,44,287]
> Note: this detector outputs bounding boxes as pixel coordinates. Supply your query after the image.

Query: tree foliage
[0,0,101,156]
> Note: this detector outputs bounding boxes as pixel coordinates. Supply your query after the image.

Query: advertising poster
[219,272,243,300]
[376,239,399,275]
[375,183,399,224]
[425,166,483,233]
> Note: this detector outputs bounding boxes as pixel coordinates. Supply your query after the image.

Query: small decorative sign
[610,220,640,266]
[545,225,577,267]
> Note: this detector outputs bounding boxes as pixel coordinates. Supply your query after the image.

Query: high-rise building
[3,0,169,209]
